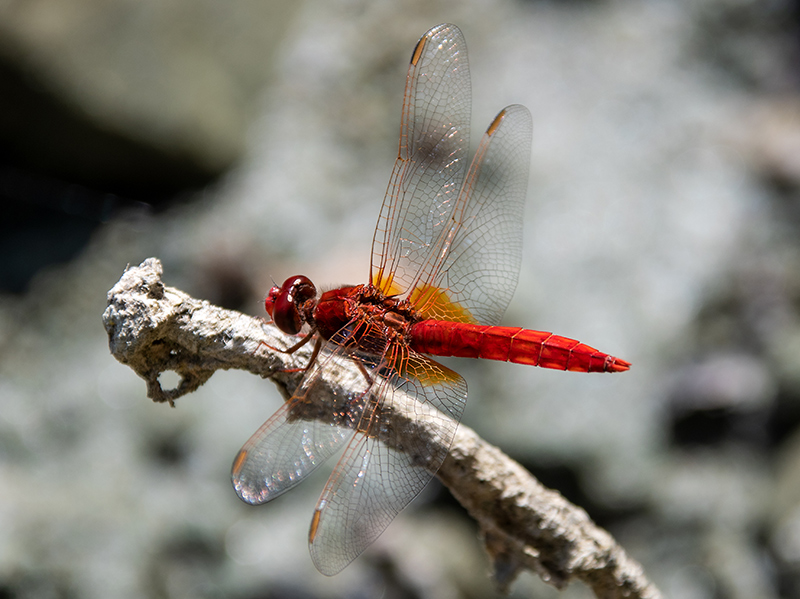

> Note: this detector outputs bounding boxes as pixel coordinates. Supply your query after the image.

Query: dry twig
[103,258,661,599]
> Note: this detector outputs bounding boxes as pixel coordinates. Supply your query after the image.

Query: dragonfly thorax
[312,284,420,348]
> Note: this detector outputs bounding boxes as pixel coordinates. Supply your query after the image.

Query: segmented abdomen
[408,320,630,373]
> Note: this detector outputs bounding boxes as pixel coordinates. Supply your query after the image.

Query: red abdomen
[408,320,630,373]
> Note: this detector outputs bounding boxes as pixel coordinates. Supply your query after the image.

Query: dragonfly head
[266,275,317,335]
[264,285,281,318]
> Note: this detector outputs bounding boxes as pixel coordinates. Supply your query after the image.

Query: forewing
[231,338,370,505]
[408,104,533,325]
[307,350,467,575]
[371,23,472,299]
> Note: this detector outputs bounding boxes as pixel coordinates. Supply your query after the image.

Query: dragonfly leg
[344,356,382,436]
[258,327,315,354]
[353,358,374,388]
[258,331,320,374]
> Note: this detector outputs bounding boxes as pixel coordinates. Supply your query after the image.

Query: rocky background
[2,0,800,597]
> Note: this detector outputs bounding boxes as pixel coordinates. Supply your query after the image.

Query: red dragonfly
[232,23,630,575]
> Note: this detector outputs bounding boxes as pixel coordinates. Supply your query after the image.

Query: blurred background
[1,0,799,597]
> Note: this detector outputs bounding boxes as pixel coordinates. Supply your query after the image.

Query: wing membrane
[232,336,370,505]
[372,23,472,298]
[370,24,533,326]
[410,105,532,324]
[308,350,467,575]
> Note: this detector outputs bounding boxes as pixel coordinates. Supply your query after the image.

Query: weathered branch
[102,258,661,599]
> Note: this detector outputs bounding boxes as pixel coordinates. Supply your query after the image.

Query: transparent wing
[307,350,467,575]
[231,337,369,505]
[370,23,533,326]
[408,104,533,325]
[371,23,472,299]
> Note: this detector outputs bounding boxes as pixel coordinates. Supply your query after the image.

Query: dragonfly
[232,23,630,576]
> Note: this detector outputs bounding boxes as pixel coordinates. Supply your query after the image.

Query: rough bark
[103,258,661,598]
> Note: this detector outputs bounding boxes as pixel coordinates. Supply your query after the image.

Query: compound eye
[271,276,316,335]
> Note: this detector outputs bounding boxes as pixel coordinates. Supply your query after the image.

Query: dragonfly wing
[413,104,533,325]
[232,339,370,505]
[371,23,472,298]
[371,24,533,326]
[308,351,467,575]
